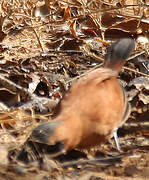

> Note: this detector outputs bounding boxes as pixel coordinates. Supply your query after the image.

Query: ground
[0,0,148,179]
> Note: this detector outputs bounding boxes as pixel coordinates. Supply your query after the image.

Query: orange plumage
[31,38,135,152]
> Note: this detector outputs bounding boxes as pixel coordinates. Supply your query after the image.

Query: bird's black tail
[104,38,135,73]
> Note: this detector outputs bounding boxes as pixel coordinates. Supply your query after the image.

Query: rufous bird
[31,38,135,153]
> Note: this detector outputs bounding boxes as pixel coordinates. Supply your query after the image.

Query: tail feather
[104,38,135,70]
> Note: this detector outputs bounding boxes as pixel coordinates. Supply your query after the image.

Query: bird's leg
[113,128,121,151]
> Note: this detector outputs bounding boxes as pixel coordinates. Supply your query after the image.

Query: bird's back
[53,67,125,149]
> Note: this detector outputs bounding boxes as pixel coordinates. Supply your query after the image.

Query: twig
[62,155,124,168]
[0,74,58,111]
[124,66,149,77]
[30,11,45,52]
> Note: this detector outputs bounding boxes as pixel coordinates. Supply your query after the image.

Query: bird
[31,38,135,153]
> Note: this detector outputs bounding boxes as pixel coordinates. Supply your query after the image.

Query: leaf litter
[0,0,148,179]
